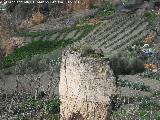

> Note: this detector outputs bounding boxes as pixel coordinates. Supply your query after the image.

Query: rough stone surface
[59,49,117,120]
[1,37,24,56]
[18,11,44,30]
[0,12,13,41]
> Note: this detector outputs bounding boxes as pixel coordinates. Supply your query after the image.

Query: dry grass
[143,33,156,44]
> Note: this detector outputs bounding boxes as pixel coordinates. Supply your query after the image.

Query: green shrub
[139,100,160,111]
[72,45,104,58]
[139,70,160,81]
[99,2,115,12]
[144,11,158,27]
[128,57,145,74]
[96,1,115,17]
[117,79,150,91]
[14,95,60,119]
[46,97,60,114]
[110,53,145,75]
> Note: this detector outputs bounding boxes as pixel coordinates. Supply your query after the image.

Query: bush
[46,97,60,114]
[144,11,158,27]
[96,1,115,17]
[72,45,104,58]
[110,53,145,75]
[6,2,19,13]
[128,57,145,74]
[99,2,115,12]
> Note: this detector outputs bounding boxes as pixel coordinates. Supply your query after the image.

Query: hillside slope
[80,13,150,57]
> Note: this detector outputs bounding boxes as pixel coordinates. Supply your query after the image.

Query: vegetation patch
[0,39,72,70]
[13,96,60,120]
[144,11,159,27]
[139,70,160,81]
[139,100,160,111]
[72,45,104,58]
[117,79,150,91]
[0,24,96,70]
[95,1,115,17]
[16,24,96,38]
[110,51,145,75]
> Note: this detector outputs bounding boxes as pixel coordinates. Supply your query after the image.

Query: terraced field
[81,13,150,57]
[0,25,97,70]
[16,25,96,45]
[16,13,150,58]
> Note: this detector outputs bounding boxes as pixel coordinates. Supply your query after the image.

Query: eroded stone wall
[59,49,117,120]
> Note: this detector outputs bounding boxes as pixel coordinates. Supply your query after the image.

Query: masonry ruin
[59,48,117,120]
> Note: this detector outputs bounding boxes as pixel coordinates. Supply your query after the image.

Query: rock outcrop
[18,11,44,30]
[59,48,117,120]
[0,12,13,42]
[1,37,24,56]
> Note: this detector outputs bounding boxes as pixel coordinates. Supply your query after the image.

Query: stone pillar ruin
[59,49,117,120]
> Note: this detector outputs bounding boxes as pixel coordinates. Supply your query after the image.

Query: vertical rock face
[0,12,13,42]
[59,49,117,120]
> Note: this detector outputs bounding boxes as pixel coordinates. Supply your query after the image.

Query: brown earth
[0,37,24,56]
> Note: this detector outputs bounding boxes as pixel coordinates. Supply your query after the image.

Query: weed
[144,11,158,27]
[139,70,160,81]
[14,96,60,119]
[72,45,104,58]
[117,79,150,91]
[96,1,115,17]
